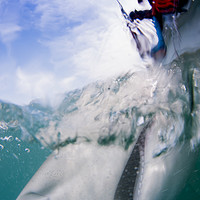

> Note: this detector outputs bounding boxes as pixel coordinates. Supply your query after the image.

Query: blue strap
[151,16,166,54]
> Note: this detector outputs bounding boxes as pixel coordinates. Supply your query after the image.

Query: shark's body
[17,116,197,200]
[114,118,197,200]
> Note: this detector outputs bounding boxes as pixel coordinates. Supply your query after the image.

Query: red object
[152,0,179,15]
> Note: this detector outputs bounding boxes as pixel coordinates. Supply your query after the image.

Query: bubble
[0,144,4,150]
[0,121,8,130]
[25,148,30,153]
[15,137,21,142]
[0,136,13,141]
[137,116,144,126]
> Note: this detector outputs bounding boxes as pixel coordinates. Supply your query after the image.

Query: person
[129,0,189,60]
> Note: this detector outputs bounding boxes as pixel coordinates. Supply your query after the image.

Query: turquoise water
[0,139,50,200]
[0,102,52,200]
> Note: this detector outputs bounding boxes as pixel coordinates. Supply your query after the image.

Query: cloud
[0,0,142,105]
[0,0,23,44]
[0,23,22,43]
[21,0,101,31]
[16,68,76,105]
[36,0,141,79]
[33,1,140,83]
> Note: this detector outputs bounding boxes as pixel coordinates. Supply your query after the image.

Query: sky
[0,0,147,106]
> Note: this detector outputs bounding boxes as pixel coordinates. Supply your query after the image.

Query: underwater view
[1,0,200,200]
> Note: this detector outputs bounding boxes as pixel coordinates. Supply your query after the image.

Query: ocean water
[1,1,200,200]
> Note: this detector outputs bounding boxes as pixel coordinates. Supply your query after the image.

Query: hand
[129,11,137,21]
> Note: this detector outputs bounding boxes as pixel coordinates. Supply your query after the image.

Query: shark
[17,115,198,200]
[114,117,198,200]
